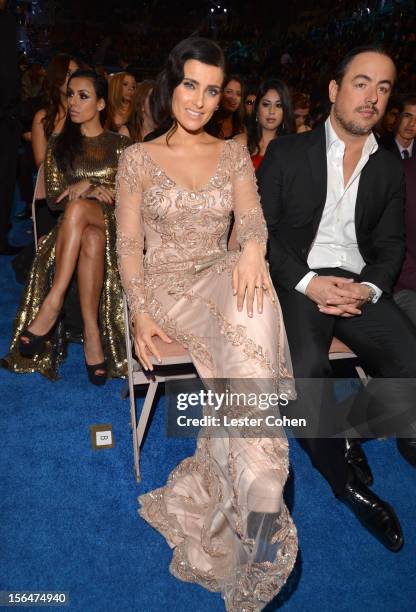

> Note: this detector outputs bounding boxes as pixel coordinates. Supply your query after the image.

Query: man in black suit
[0,1,20,255]
[380,94,416,160]
[258,46,416,552]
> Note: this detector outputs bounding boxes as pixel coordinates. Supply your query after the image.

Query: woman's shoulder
[233,132,247,146]
[103,130,131,151]
[33,108,47,123]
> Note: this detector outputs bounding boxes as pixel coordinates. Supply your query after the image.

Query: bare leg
[77,225,106,371]
[21,199,105,341]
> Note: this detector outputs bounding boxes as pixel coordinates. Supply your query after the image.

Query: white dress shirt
[395,138,414,159]
[296,117,382,302]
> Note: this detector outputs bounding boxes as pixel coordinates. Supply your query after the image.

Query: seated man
[380,94,416,159]
[258,45,416,553]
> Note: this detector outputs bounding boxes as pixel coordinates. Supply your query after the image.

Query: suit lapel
[307,125,328,232]
[355,154,375,229]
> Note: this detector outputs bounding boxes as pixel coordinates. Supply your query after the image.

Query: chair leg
[137,380,158,448]
[120,381,130,400]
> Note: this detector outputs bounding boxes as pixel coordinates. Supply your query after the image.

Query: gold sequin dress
[3,131,130,380]
[116,140,298,611]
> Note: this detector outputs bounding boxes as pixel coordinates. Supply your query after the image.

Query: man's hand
[305,276,369,317]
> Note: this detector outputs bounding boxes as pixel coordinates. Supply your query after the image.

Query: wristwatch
[365,286,377,303]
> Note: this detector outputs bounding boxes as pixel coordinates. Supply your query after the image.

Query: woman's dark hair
[42,53,78,139]
[148,37,226,142]
[54,69,108,171]
[246,78,295,156]
[334,45,394,86]
[125,80,155,142]
[208,74,245,138]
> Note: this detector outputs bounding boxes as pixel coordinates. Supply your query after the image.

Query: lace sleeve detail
[231,141,268,252]
[115,145,148,318]
[236,206,268,251]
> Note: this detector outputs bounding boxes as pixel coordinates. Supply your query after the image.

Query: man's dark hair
[401,94,416,109]
[334,45,395,86]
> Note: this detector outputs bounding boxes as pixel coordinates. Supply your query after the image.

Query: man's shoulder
[268,125,323,156]
[372,144,404,178]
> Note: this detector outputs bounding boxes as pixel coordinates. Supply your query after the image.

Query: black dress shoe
[397,438,416,467]
[344,439,373,486]
[0,243,23,256]
[337,476,403,552]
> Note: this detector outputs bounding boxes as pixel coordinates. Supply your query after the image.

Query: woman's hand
[85,185,115,204]
[56,179,91,203]
[133,313,172,371]
[232,240,275,317]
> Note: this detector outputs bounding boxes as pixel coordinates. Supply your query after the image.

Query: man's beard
[334,103,378,136]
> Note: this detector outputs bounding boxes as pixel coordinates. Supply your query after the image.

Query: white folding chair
[31,164,46,251]
[122,295,198,482]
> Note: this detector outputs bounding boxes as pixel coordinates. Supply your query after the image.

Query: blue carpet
[1,208,415,611]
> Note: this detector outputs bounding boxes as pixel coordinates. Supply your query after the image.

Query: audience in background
[105,71,136,133]
[235,77,295,169]
[293,92,312,133]
[209,74,245,138]
[119,80,155,142]
[381,95,416,159]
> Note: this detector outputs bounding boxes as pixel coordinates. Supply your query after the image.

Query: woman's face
[60,59,79,97]
[257,88,283,132]
[67,76,104,125]
[221,79,242,113]
[245,94,256,116]
[294,106,309,128]
[122,75,136,103]
[171,59,223,132]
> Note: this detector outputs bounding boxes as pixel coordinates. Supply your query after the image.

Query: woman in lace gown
[115,38,298,611]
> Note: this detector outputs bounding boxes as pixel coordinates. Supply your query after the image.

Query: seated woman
[119,80,156,142]
[116,38,297,611]
[208,74,245,139]
[235,78,295,170]
[3,70,129,384]
[105,71,136,133]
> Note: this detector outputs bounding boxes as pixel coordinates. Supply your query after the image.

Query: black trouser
[276,268,416,495]
[0,117,19,249]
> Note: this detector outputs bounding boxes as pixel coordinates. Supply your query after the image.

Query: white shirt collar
[325,116,378,156]
[395,138,414,156]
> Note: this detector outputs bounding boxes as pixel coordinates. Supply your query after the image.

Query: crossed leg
[21,198,107,368]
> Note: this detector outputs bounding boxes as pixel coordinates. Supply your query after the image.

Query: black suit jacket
[257,123,406,295]
[379,134,406,160]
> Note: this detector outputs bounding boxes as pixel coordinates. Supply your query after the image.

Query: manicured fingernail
[249,311,253,317]
[259,308,262,313]
[233,289,237,295]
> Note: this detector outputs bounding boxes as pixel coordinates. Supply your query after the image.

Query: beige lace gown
[115,139,298,611]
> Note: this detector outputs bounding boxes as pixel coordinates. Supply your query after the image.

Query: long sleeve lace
[231,141,268,253]
[44,137,67,211]
[115,145,148,319]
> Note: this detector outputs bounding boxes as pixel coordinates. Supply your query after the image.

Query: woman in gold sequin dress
[3,70,129,382]
[116,39,298,611]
